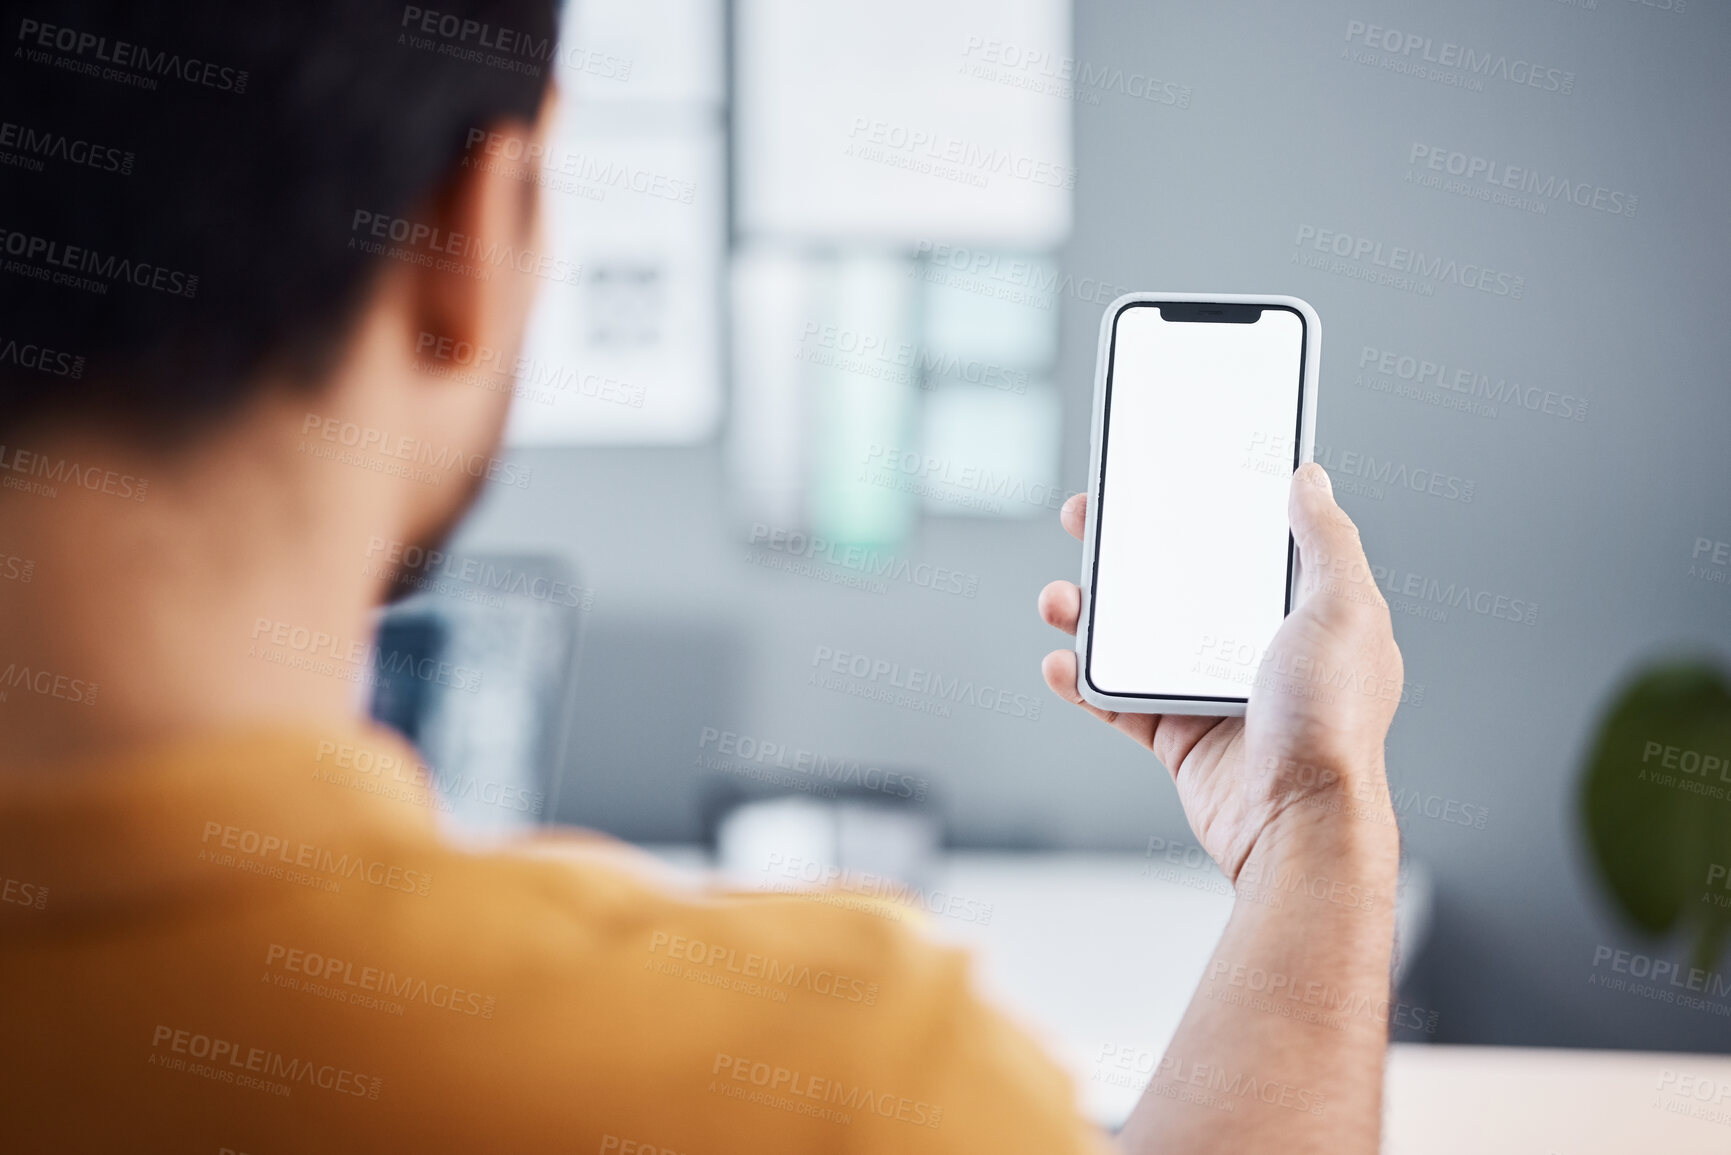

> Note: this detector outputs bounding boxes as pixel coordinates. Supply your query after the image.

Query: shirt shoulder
[383,835,1112,1154]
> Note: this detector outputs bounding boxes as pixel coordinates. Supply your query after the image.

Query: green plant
[1580,662,1731,974]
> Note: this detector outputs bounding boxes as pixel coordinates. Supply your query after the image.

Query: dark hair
[0,0,559,437]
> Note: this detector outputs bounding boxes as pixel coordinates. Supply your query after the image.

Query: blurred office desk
[926,855,1731,1150]
[642,847,1729,1145]
[923,857,1731,1151]
[919,853,1430,1127]
[1383,1045,1731,1154]
[645,848,1430,1127]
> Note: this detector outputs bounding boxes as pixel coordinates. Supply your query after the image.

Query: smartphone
[1076,293,1320,716]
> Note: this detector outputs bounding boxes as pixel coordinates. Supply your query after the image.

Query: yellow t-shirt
[0,724,1107,1154]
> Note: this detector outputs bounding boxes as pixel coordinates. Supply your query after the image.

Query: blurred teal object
[806,253,919,549]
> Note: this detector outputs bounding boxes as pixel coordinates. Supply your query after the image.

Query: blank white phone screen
[1087,304,1305,700]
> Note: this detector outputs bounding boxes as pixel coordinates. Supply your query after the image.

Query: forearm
[1118,793,1400,1155]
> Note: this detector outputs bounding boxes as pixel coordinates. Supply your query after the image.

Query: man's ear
[364,100,555,560]
[408,111,549,373]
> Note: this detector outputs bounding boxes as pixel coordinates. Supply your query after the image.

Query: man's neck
[0,414,396,771]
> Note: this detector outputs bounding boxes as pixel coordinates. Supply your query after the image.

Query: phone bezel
[1075,292,1320,717]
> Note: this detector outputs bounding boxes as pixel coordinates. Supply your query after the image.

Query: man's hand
[1043,463,1405,1154]
[1036,463,1404,883]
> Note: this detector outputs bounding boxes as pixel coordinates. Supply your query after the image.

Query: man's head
[0,0,559,568]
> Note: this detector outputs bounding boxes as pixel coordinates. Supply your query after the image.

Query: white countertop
[1383,1044,1731,1155]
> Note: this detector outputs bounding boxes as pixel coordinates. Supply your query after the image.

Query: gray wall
[459,0,1731,1052]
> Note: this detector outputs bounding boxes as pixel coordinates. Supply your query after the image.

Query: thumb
[1289,463,1374,601]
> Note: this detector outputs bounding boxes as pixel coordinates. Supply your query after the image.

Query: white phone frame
[1075,292,1320,717]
